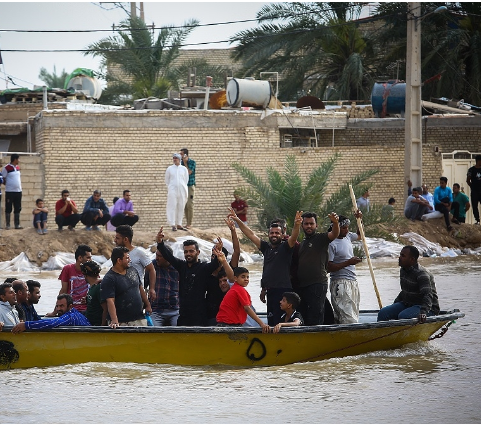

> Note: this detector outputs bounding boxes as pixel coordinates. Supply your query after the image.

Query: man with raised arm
[156,227,222,326]
[297,211,340,325]
[228,208,303,327]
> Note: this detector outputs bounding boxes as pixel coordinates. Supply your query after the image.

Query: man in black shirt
[100,246,152,327]
[156,227,221,326]
[297,211,339,325]
[228,208,302,327]
[467,154,481,225]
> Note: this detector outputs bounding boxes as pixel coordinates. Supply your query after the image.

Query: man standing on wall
[165,154,189,231]
[180,148,196,229]
[467,154,481,225]
[1,153,22,229]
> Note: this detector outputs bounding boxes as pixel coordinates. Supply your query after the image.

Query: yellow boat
[0,310,464,370]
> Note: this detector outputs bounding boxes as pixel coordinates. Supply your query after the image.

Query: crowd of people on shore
[400,156,481,230]
[1,201,440,334]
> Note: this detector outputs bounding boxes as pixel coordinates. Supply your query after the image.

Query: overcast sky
[0,1,271,90]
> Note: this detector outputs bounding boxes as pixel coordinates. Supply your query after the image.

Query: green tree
[85,15,198,104]
[232,154,381,232]
[373,2,481,106]
[230,2,375,100]
[38,66,69,89]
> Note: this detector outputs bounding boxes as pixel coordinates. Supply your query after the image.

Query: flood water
[1,255,480,424]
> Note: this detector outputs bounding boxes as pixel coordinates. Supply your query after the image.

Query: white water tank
[226,78,272,108]
[66,75,103,99]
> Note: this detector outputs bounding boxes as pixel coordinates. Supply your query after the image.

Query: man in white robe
[165,154,189,231]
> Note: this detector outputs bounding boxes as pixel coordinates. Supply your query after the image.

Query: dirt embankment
[1,218,480,266]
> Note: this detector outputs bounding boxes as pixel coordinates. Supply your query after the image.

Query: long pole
[405,2,423,193]
[349,185,383,309]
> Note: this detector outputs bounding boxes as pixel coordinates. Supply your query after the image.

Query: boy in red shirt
[216,266,270,333]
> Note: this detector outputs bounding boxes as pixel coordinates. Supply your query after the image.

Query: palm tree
[230,2,374,101]
[373,2,481,106]
[38,66,69,89]
[85,15,198,104]
[232,154,381,231]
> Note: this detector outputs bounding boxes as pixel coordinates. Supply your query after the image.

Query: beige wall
[30,110,481,232]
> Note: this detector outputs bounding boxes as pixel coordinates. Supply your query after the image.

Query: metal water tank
[226,78,272,108]
[66,75,103,99]
[371,80,406,117]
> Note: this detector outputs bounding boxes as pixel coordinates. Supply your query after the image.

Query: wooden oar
[349,185,383,309]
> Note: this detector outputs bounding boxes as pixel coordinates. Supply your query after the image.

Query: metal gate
[442,151,481,224]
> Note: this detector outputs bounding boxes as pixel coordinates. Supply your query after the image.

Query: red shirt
[216,283,251,325]
[56,199,78,218]
[231,199,248,222]
[58,264,88,311]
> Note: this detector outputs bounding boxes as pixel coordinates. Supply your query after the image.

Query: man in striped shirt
[11,293,90,333]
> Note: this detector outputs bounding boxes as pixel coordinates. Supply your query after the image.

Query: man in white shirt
[165,153,189,231]
[1,153,22,229]
[0,283,20,329]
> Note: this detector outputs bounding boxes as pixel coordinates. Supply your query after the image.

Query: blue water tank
[371,80,406,117]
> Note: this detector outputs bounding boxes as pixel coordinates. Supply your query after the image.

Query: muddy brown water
[1,256,480,423]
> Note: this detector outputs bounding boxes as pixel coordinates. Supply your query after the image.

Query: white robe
[165,164,189,226]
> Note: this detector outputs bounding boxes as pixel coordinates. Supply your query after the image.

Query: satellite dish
[66,74,102,99]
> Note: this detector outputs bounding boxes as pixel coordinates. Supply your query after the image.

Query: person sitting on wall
[433,177,460,231]
[110,190,139,228]
[381,197,396,220]
[451,183,470,224]
[81,189,111,231]
[11,293,90,333]
[55,189,81,232]
[404,187,432,221]
[32,198,48,235]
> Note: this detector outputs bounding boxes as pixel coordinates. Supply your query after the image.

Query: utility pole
[405,2,422,193]
[130,2,136,18]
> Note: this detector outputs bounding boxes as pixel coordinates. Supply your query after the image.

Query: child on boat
[272,292,304,333]
[216,264,270,333]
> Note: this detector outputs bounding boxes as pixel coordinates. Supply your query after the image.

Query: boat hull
[0,311,464,370]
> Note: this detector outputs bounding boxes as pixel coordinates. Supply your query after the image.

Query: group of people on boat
[0,205,440,334]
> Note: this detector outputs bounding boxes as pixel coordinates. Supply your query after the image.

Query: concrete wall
[31,110,481,232]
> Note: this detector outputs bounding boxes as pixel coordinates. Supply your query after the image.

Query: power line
[0,15,391,54]
[0,3,367,33]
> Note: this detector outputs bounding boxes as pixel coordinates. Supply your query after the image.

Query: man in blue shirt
[433,176,460,231]
[81,189,111,231]
[11,293,90,333]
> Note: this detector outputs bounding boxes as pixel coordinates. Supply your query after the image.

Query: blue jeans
[377,302,432,321]
[151,309,179,326]
[33,211,47,227]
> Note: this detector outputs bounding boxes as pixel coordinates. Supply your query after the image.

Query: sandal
[172,226,177,231]
[176,225,185,231]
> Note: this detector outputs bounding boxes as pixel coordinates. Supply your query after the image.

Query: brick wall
[31,110,481,232]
